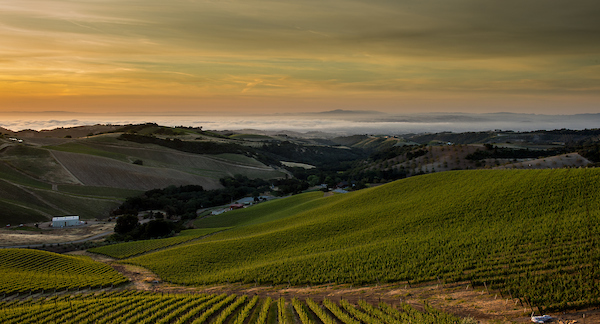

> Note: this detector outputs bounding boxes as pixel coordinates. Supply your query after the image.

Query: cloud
[0,0,599,114]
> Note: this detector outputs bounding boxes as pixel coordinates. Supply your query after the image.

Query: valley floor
[0,221,113,247]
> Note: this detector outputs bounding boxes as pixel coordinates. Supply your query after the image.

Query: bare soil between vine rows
[74,250,598,324]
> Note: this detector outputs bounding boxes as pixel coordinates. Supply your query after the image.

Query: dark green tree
[114,214,139,235]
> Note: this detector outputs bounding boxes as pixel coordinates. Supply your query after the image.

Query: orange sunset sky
[1,0,599,115]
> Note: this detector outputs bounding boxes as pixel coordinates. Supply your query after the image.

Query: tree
[144,219,172,238]
[307,175,321,187]
[114,214,139,235]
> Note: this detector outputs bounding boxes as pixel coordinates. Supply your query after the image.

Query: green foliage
[128,169,600,310]
[0,292,462,324]
[114,175,270,219]
[111,216,186,242]
[88,228,229,259]
[0,249,128,294]
[114,215,139,235]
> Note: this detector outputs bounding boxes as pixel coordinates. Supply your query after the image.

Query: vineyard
[88,228,230,259]
[0,249,128,294]
[125,169,600,311]
[0,290,470,324]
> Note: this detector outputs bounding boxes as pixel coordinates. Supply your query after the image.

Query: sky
[1,0,599,116]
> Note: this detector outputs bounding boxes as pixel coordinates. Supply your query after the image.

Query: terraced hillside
[127,169,600,311]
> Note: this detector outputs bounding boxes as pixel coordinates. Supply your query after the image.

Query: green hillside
[0,249,128,293]
[127,169,600,311]
[88,227,230,259]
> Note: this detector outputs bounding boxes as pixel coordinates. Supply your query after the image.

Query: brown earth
[0,221,113,246]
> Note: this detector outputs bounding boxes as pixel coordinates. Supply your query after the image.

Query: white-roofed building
[52,216,80,227]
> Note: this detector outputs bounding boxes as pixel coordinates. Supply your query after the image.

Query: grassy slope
[0,180,61,215]
[31,189,121,220]
[128,169,600,310]
[48,137,283,182]
[0,162,51,189]
[57,185,143,199]
[88,227,230,259]
[0,200,48,224]
[0,249,128,293]
[193,192,325,228]
[0,136,283,223]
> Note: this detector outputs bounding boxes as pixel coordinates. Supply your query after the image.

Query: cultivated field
[0,290,465,324]
[0,249,127,294]
[89,228,230,259]
[51,150,223,191]
[127,169,600,313]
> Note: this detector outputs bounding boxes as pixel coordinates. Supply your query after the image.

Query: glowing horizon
[1,0,599,115]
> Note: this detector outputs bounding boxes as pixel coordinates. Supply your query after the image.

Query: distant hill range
[2,123,600,224]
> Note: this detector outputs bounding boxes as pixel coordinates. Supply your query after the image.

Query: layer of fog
[2,112,600,136]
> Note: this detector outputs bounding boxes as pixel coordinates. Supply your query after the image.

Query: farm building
[52,216,81,227]
[229,204,245,210]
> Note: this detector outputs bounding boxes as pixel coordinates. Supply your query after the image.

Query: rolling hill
[126,168,600,311]
[0,129,287,224]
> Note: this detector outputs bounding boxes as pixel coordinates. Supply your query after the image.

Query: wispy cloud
[1,0,599,114]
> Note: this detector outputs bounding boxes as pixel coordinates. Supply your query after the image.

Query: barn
[52,216,80,227]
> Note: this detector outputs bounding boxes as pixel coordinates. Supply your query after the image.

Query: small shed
[52,216,80,227]
[229,204,244,210]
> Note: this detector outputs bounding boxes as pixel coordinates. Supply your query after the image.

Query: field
[51,150,224,191]
[88,228,230,259]
[0,145,80,184]
[57,185,143,199]
[0,176,121,224]
[0,290,466,324]
[0,249,128,294]
[0,162,52,190]
[55,139,285,179]
[0,132,286,224]
[0,199,48,224]
[127,169,600,312]
[365,144,590,176]
[0,180,61,217]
